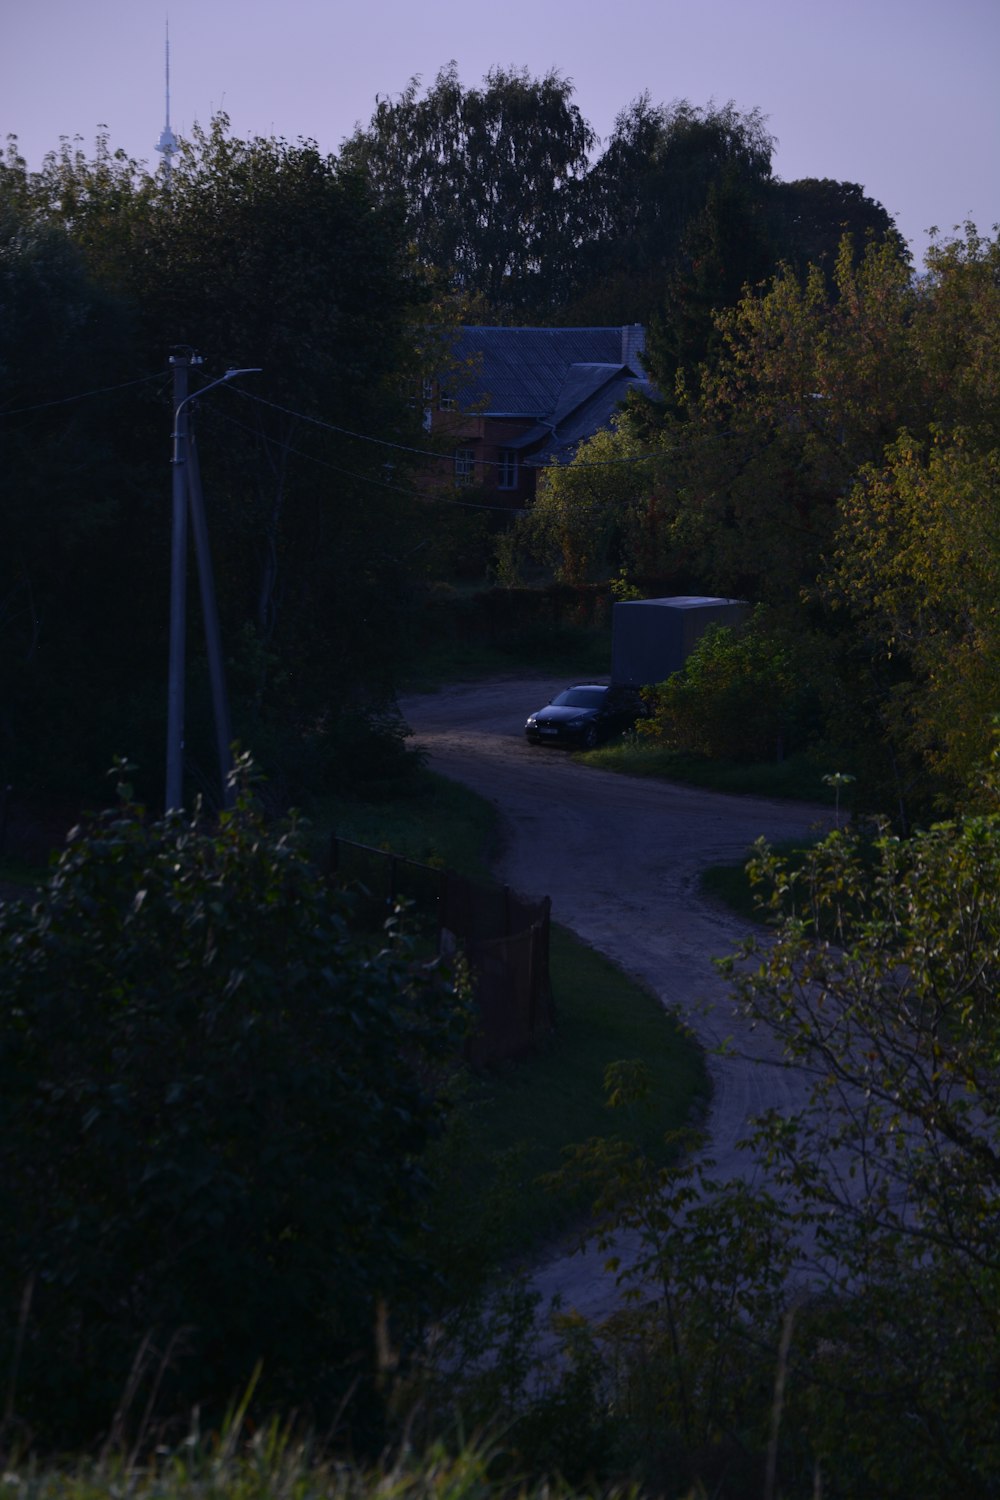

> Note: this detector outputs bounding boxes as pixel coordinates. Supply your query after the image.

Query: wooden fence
[326,835,553,1067]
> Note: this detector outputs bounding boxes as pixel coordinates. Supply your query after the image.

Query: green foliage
[345,73,899,336]
[639,612,823,762]
[424,926,707,1270]
[0,1424,641,1500]
[0,761,468,1448]
[410,583,613,685]
[0,119,432,806]
[497,424,673,587]
[721,789,1000,1491]
[585,742,833,802]
[525,222,999,823]
[482,789,1000,1494]
[768,176,903,287]
[343,64,596,321]
[118,118,429,741]
[572,97,777,334]
[831,429,1000,803]
[0,139,152,795]
[545,1109,796,1495]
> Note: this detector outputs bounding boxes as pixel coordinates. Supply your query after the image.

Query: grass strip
[404,625,612,691]
[430,923,707,1267]
[581,742,837,803]
[698,839,814,924]
[308,771,499,884]
[311,773,707,1264]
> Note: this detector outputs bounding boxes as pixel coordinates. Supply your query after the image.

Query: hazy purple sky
[4,0,998,260]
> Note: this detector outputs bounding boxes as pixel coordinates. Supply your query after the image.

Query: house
[421,324,655,506]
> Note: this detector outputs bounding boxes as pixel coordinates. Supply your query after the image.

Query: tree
[0,139,154,795]
[818,227,1000,807]
[534,780,1000,1493]
[496,422,672,587]
[0,763,468,1447]
[125,119,429,749]
[769,176,902,285]
[0,121,432,806]
[650,166,777,389]
[830,430,1000,801]
[909,222,1000,451]
[720,788,1000,1491]
[342,63,595,320]
[568,97,777,331]
[638,610,825,762]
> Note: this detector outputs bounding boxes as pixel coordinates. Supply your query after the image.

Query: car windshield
[551,688,606,709]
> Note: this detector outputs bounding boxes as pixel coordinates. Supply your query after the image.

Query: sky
[3,0,998,262]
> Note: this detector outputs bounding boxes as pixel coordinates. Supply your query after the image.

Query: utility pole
[186,425,235,807]
[165,354,260,813]
[166,351,197,812]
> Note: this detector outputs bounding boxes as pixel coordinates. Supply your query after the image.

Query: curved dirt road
[400,677,836,1321]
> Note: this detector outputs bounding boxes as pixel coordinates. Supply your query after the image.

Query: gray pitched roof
[515,374,658,466]
[443,326,646,417]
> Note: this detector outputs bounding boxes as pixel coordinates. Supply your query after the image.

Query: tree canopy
[502,222,1000,821]
[345,71,900,336]
[342,63,595,320]
[0,764,468,1446]
[0,121,431,807]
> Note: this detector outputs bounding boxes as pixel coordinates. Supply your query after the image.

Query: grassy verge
[309,773,707,1263]
[309,771,499,883]
[431,923,706,1264]
[404,624,612,690]
[580,741,838,803]
[698,837,819,923]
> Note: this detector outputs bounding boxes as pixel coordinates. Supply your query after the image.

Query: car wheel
[581,724,598,750]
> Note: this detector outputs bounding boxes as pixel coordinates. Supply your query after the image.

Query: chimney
[621,324,646,376]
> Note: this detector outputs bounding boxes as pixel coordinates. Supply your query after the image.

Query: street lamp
[166,360,261,812]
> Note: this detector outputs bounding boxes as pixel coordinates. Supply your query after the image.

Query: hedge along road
[399,676,838,1325]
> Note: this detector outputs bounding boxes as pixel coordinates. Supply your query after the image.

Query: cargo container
[611,596,749,687]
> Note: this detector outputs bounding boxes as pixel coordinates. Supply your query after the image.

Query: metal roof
[443,326,646,417]
[518,375,658,466]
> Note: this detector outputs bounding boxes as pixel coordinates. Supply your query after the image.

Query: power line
[0,371,167,418]
[229,384,672,473]
[0,364,673,479]
[203,406,419,497]
[203,404,535,509]
[229,386,441,461]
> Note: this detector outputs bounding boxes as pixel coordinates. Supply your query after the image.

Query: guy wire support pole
[166,355,261,813]
[166,350,197,812]
[185,424,235,809]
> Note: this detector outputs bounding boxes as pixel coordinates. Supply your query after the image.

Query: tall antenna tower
[156,20,178,180]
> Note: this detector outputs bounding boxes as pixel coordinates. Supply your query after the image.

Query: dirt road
[399,676,836,1321]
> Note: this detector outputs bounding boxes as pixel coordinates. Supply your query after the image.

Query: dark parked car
[524,684,646,749]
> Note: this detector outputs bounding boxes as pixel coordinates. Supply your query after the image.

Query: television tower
[155,21,178,180]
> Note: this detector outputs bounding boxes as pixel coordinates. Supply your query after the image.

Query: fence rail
[326,835,553,1067]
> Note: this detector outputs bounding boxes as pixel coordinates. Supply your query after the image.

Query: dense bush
[639,613,823,762]
[0,761,468,1448]
[577,778,1000,1495]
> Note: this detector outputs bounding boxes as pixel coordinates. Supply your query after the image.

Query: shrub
[0,760,468,1449]
[639,612,822,762]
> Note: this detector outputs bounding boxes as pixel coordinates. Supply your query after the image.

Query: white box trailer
[611,596,749,687]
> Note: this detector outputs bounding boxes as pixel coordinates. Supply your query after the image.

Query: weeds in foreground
[0,1419,653,1500]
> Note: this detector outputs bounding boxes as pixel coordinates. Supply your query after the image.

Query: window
[497,449,518,490]
[421,378,435,404]
[454,447,475,485]
[439,389,456,411]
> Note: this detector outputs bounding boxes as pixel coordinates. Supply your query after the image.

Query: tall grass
[0,1424,650,1500]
